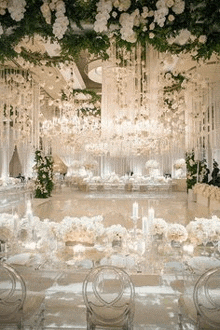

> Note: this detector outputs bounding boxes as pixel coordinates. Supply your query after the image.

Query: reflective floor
[32,185,213,227]
[1,185,218,329]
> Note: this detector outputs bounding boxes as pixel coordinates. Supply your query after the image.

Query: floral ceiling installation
[0,0,219,65]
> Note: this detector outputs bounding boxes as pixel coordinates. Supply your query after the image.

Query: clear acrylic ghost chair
[82,265,135,330]
[178,267,220,329]
[0,261,45,329]
[0,261,26,328]
[193,267,220,329]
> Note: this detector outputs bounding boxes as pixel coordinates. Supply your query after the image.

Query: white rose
[156,0,166,9]
[172,28,191,45]
[168,14,175,21]
[56,0,66,13]
[118,0,131,11]
[149,22,155,30]
[142,6,149,18]
[40,3,51,24]
[125,31,137,43]
[172,0,185,14]
[198,35,207,44]
[0,0,7,9]
[166,0,174,7]
[112,11,117,18]
[149,32,155,39]
[154,7,168,27]
[113,0,120,8]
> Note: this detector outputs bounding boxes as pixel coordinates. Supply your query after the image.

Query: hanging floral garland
[0,0,219,65]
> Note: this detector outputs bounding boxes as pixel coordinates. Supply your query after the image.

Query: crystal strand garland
[0,67,38,178]
[136,43,142,114]
[142,42,148,116]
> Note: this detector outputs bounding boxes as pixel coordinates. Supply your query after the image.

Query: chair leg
[87,323,95,330]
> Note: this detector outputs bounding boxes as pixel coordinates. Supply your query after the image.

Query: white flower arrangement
[145,159,159,169]
[152,218,168,236]
[1,210,220,268]
[166,223,188,242]
[104,224,128,243]
[173,158,185,170]
[7,0,26,22]
[83,160,98,171]
[52,215,104,243]
[186,216,220,245]
[40,0,69,39]
[193,183,220,201]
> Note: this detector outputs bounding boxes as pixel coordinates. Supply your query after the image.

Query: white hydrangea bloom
[168,28,192,45]
[113,0,131,11]
[40,2,51,24]
[94,0,112,33]
[8,0,26,22]
[198,35,207,44]
[154,7,169,27]
[52,0,69,39]
[94,12,110,32]
[172,0,185,14]
[119,12,137,43]
[56,0,66,13]
[156,0,166,9]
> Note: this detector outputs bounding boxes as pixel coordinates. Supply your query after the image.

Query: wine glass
[201,233,210,256]
[212,238,220,258]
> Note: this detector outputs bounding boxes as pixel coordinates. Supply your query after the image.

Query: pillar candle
[148,207,154,231]
[142,216,148,235]
[132,202,138,218]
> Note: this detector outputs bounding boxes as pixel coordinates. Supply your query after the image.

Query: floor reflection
[33,186,212,226]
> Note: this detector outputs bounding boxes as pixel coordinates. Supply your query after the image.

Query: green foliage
[0,0,219,65]
[71,89,101,104]
[185,150,200,191]
[34,150,54,198]
[61,89,101,116]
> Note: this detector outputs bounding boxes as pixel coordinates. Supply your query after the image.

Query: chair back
[0,262,26,322]
[193,267,220,328]
[83,265,135,329]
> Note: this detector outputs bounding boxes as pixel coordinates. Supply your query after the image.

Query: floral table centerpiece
[186,216,220,247]
[193,183,220,210]
[166,223,188,247]
[152,218,168,240]
[173,158,186,179]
